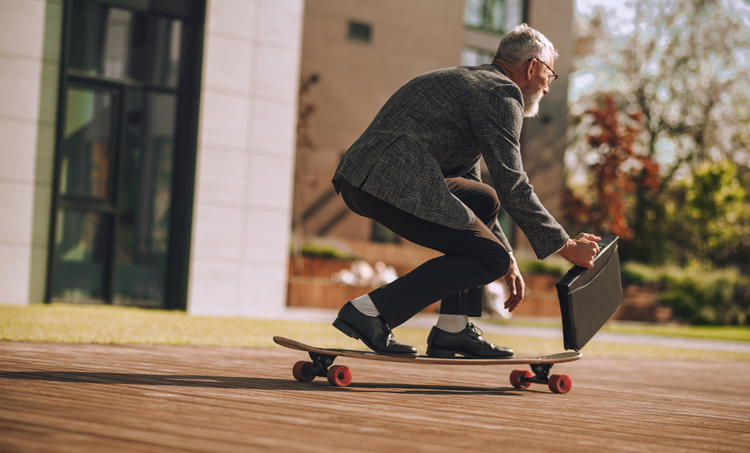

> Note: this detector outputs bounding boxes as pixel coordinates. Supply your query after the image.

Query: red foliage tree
[563,95,660,241]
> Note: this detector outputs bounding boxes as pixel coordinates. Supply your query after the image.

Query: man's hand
[557,233,601,268]
[503,254,525,312]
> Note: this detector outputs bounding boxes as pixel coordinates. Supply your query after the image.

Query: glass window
[465,0,524,34]
[463,48,495,66]
[51,209,113,301]
[113,90,177,307]
[348,21,372,43]
[371,221,400,244]
[60,86,116,199]
[504,0,524,32]
[497,208,515,246]
[68,1,183,88]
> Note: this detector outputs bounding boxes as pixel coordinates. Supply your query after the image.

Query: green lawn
[2,304,749,361]
[602,323,750,342]
[487,318,750,343]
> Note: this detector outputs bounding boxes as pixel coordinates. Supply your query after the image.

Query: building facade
[0,0,303,317]
[293,0,573,261]
[0,0,572,315]
[292,0,466,244]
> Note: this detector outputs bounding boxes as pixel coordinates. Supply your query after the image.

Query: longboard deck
[273,336,582,365]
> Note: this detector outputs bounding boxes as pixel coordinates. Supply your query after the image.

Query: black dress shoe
[333,302,418,356]
[426,323,514,358]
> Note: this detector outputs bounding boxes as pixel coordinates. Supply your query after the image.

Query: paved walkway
[282,307,750,353]
[2,341,749,452]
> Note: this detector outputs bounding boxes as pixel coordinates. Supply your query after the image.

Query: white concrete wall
[0,0,61,305]
[188,0,304,317]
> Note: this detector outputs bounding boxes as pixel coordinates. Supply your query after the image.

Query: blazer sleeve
[473,85,569,259]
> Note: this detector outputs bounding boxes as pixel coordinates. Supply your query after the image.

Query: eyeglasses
[529,58,558,86]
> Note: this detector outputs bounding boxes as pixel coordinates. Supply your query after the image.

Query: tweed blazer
[332,64,569,260]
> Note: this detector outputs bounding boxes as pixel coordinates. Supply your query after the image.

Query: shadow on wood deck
[1,342,749,452]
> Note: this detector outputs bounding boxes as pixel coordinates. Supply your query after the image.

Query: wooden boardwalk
[1,341,749,452]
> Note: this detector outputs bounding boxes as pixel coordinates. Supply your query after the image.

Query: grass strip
[486,318,750,343]
[601,323,750,342]
[2,304,749,361]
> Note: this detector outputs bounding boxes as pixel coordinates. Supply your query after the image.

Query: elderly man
[330,24,601,358]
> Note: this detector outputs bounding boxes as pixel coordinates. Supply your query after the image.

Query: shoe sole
[333,318,418,357]
[426,346,514,359]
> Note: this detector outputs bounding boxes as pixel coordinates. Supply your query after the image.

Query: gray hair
[493,24,558,65]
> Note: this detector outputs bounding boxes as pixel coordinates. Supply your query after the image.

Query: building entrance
[49,0,204,309]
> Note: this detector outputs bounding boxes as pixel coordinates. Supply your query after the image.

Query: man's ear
[525,59,535,80]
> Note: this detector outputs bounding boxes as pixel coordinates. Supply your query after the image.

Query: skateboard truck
[308,352,336,377]
[525,363,553,385]
[289,352,354,387]
[510,363,572,393]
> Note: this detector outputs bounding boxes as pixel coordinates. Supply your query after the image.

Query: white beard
[522,79,546,118]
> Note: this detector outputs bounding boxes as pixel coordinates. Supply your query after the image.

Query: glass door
[52,85,118,302]
[113,89,177,307]
[49,0,204,309]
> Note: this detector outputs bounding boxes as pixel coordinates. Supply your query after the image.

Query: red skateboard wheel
[327,365,353,387]
[510,369,532,389]
[292,361,315,382]
[548,374,572,394]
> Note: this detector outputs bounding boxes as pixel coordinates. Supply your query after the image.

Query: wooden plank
[1,342,749,453]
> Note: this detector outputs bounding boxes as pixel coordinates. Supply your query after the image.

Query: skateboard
[273,336,582,394]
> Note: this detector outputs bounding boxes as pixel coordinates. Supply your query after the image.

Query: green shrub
[660,268,750,325]
[620,263,653,285]
[299,242,356,260]
[621,262,750,325]
[522,260,567,277]
[516,253,569,277]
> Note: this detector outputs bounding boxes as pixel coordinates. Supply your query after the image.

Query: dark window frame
[464,0,527,35]
[46,0,206,310]
[348,20,372,43]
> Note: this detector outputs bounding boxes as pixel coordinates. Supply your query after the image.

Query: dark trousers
[340,178,510,328]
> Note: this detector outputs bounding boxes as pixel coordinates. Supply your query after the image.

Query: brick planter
[287,259,672,322]
[287,256,438,312]
[288,256,354,278]
[287,276,372,309]
[613,284,673,322]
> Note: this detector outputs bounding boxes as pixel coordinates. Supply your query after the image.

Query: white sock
[351,294,380,317]
[435,314,468,333]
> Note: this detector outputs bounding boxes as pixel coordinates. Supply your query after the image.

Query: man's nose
[543,85,550,95]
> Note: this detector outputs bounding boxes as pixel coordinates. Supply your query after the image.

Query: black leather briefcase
[556,235,623,351]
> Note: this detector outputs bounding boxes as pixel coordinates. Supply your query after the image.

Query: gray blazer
[332,64,569,260]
